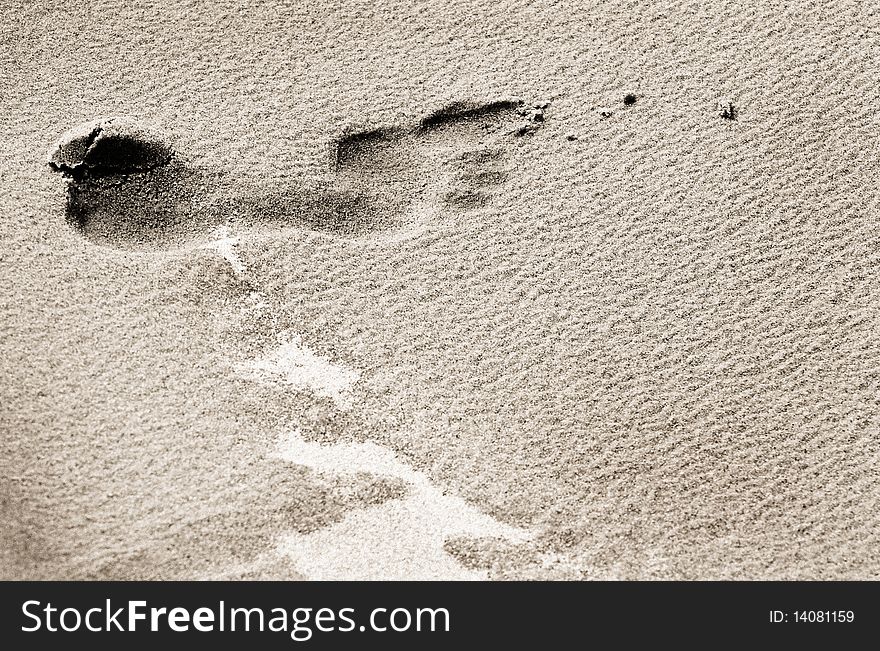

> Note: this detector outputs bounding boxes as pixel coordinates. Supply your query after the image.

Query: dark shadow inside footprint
[80,135,173,178]
[64,163,222,250]
[419,99,524,131]
[333,127,407,172]
[49,116,175,179]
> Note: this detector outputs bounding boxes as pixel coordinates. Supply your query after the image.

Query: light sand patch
[243,331,360,409]
[273,429,532,580]
[200,225,246,276]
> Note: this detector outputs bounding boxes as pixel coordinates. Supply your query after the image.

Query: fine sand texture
[2,0,879,580]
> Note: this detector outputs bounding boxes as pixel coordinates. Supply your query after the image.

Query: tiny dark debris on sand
[623,93,637,106]
[517,103,546,124]
[717,97,737,120]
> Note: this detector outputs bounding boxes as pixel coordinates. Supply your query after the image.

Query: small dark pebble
[623,93,637,106]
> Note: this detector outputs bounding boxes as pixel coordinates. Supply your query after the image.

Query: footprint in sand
[45,100,545,579]
[332,98,543,218]
[48,98,546,250]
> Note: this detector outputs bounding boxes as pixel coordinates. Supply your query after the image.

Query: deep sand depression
[2,0,879,580]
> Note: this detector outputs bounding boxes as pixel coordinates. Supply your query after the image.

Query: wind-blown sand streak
[242,332,361,410]
[273,430,532,580]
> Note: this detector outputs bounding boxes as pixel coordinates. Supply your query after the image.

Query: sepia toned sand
[1,0,879,580]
